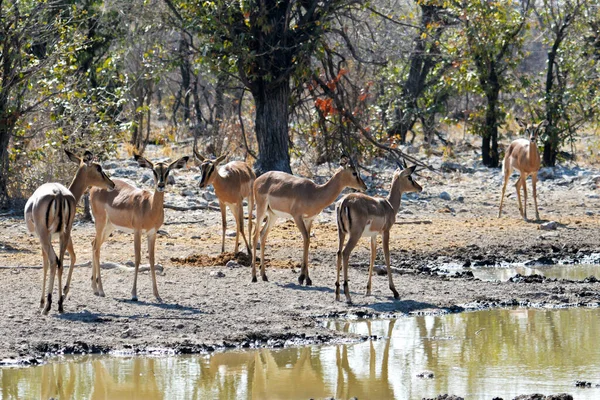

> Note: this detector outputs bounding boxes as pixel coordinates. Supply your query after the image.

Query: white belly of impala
[270,209,293,219]
[361,222,379,237]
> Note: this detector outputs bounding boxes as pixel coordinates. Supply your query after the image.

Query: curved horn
[193,135,206,162]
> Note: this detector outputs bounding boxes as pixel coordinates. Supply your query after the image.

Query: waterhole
[2,308,599,399]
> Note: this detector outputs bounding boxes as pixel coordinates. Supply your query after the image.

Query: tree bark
[250,79,292,175]
[482,90,500,168]
[0,121,11,207]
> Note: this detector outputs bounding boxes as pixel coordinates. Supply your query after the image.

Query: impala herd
[25,120,548,314]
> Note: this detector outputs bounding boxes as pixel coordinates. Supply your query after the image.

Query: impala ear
[400,165,417,177]
[134,154,154,169]
[340,154,350,167]
[214,154,227,165]
[65,150,81,164]
[83,151,94,166]
[168,156,189,170]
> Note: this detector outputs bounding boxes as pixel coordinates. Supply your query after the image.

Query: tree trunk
[251,79,292,175]
[543,138,558,166]
[0,122,11,207]
[482,91,499,167]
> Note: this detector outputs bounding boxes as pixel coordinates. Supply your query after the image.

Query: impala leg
[335,230,346,302]
[236,201,251,256]
[219,200,227,254]
[498,166,511,218]
[515,176,524,218]
[40,247,49,308]
[259,214,276,282]
[294,216,311,286]
[43,245,58,315]
[367,237,377,296]
[251,200,268,282]
[305,219,314,286]
[63,237,76,297]
[246,193,254,256]
[342,234,361,304]
[522,175,528,220]
[148,233,162,302]
[383,231,399,299]
[95,226,112,297]
[532,173,540,221]
[131,231,142,301]
[56,232,70,313]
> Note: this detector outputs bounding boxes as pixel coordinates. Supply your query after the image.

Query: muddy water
[2,308,600,399]
[461,263,600,282]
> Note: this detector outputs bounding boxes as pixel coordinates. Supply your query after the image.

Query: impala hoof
[393,292,400,300]
[305,277,312,286]
[131,296,138,302]
[62,286,70,297]
[298,274,305,285]
[252,276,257,283]
[262,275,269,282]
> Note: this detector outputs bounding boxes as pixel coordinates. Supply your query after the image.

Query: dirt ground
[0,143,599,363]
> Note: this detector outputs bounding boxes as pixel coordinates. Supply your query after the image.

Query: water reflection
[2,308,600,399]
[459,263,600,282]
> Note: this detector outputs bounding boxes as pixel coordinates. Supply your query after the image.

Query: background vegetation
[1,0,599,207]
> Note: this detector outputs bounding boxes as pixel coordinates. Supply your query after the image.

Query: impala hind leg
[294,216,311,286]
[383,231,399,299]
[341,234,361,304]
[235,201,251,256]
[40,247,49,308]
[335,230,346,302]
[498,163,511,218]
[219,201,227,253]
[251,200,268,282]
[246,193,254,256]
[63,237,76,297]
[532,173,540,220]
[258,214,276,282]
[366,237,377,295]
[57,233,70,313]
[43,245,58,315]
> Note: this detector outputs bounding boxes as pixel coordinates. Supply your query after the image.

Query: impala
[89,154,189,301]
[498,119,548,220]
[194,148,255,255]
[251,155,367,284]
[25,150,115,314]
[335,165,421,304]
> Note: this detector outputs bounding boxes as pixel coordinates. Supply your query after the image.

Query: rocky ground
[0,139,599,372]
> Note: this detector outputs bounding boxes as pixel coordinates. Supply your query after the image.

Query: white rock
[539,221,558,231]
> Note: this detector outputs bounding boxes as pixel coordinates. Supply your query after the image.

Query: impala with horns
[194,148,255,255]
[89,154,189,301]
[251,155,367,285]
[335,164,422,304]
[498,119,548,220]
[25,150,115,314]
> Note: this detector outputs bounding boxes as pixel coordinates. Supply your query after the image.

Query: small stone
[439,192,451,201]
[176,324,184,329]
[456,196,464,203]
[226,260,241,268]
[586,210,595,216]
[225,230,236,237]
[181,189,195,197]
[202,191,217,201]
[210,271,226,278]
[374,265,388,276]
[539,221,558,231]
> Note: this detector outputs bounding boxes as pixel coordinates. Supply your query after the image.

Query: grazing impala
[25,150,115,314]
[89,154,189,301]
[251,155,367,285]
[194,148,255,255]
[498,119,548,220]
[335,165,421,304]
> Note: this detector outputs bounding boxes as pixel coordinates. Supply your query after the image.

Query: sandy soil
[0,148,599,362]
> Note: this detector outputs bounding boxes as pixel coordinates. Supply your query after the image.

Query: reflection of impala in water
[194,348,329,399]
[334,320,396,400]
[90,358,162,400]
